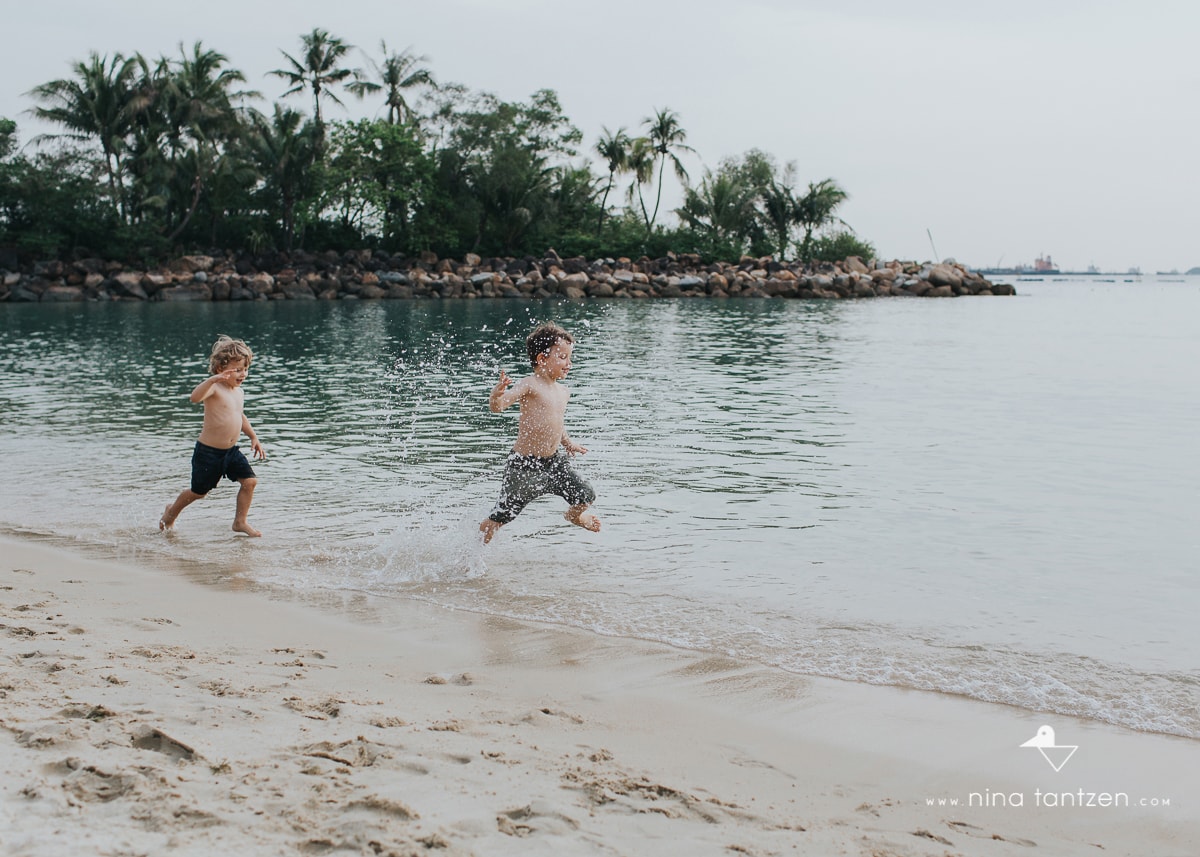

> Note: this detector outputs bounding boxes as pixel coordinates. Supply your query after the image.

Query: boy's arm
[242,413,266,459]
[561,431,588,455]
[188,368,238,403]
[488,371,526,412]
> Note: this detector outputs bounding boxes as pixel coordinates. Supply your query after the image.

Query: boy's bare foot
[479,519,502,544]
[159,505,176,531]
[565,509,601,533]
[233,520,262,537]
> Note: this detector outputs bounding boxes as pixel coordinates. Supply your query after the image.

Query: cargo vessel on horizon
[979,254,1059,276]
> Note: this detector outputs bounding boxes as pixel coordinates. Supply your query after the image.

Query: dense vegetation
[0,30,875,266]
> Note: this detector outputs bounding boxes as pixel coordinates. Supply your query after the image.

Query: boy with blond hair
[480,322,600,544]
[160,335,266,536]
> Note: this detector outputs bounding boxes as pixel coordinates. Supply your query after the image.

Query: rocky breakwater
[0,250,1014,304]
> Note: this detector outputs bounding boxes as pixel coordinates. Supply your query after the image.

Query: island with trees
[0,29,1010,302]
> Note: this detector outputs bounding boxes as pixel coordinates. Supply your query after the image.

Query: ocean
[1,277,1197,738]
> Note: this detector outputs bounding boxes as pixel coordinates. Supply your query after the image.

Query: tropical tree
[593,125,631,231]
[540,162,601,253]
[347,42,435,126]
[759,180,798,259]
[643,107,694,235]
[676,162,761,258]
[159,42,254,154]
[151,42,258,241]
[248,105,319,250]
[423,87,582,255]
[270,29,359,135]
[26,52,146,220]
[794,178,849,263]
[0,117,16,159]
[624,136,655,236]
[0,131,124,258]
[320,118,431,249]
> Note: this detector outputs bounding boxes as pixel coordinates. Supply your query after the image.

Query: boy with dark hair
[479,323,599,544]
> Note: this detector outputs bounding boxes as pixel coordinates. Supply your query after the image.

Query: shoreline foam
[2,535,1196,855]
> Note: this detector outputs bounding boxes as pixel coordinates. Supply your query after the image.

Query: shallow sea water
[1,278,1197,737]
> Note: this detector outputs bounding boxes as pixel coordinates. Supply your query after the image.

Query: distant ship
[980,254,1060,276]
[1031,254,1060,274]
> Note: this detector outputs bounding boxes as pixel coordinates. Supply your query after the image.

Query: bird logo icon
[1020,725,1078,772]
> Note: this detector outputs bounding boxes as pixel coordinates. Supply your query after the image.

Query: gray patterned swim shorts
[487,449,595,524]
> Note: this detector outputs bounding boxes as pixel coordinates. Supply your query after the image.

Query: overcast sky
[3,0,1196,272]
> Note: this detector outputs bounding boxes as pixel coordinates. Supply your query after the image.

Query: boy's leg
[565,503,601,533]
[480,455,543,544]
[233,477,261,537]
[160,489,203,530]
[164,441,223,531]
[551,453,599,534]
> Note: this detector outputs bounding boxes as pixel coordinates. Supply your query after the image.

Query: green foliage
[270,28,358,131]
[416,86,589,256]
[0,141,125,258]
[809,231,876,264]
[795,178,849,263]
[0,118,16,159]
[6,32,874,265]
[320,119,433,252]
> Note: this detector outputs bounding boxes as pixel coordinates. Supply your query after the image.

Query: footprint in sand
[62,763,138,803]
[912,828,953,845]
[948,820,1036,847]
[131,725,197,762]
[497,802,580,837]
[423,672,473,685]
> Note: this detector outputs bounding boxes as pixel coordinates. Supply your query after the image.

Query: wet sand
[1,537,1196,855]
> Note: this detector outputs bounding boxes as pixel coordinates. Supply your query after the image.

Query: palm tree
[154,42,258,240]
[346,41,435,126]
[593,125,631,231]
[162,42,256,145]
[794,178,849,263]
[643,107,694,235]
[624,136,656,235]
[249,105,318,250]
[760,180,798,260]
[270,29,358,134]
[26,52,144,219]
[677,168,758,253]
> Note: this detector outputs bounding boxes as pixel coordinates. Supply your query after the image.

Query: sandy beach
[1,536,1196,856]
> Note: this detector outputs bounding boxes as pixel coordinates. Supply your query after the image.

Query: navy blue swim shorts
[190,441,256,495]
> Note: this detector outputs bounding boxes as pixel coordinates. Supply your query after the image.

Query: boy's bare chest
[524,382,568,414]
[206,386,243,414]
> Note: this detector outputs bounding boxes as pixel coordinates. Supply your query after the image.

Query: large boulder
[247,273,275,296]
[281,282,316,300]
[844,256,869,274]
[157,284,213,301]
[927,264,963,289]
[41,285,85,302]
[170,255,215,274]
[109,274,148,300]
[33,260,65,279]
